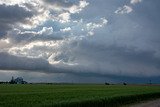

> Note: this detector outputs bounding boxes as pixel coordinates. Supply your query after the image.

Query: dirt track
[130,99,160,107]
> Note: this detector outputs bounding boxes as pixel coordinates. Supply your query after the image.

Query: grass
[0,84,160,107]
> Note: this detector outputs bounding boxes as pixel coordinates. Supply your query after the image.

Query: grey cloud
[9,33,158,78]
[0,4,33,22]
[0,52,49,71]
[0,4,33,38]
[0,52,76,74]
[8,29,64,44]
[52,38,160,77]
[43,0,74,8]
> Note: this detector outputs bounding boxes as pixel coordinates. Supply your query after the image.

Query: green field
[0,84,160,107]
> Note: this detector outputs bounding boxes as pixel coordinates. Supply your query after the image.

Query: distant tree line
[0,77,27,84]
[105,82,127,85]
[0,81,9,84]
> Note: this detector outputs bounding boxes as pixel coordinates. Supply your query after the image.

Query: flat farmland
[0,84,160,107]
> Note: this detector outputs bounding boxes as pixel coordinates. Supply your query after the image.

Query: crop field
[0,84,160,107]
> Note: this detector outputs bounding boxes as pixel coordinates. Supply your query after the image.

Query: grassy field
[0,84,160,107]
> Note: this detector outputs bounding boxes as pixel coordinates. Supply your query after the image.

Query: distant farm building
[10,77,27,84]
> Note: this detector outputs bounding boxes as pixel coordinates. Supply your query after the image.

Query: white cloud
[69,1,89,13]
[8,40,61,58]
[0,0,24,5]
[41,0,89,14]
[88,31,94,36]
[86,18,108,36]
[0,0,89,30]
[130,0,142,4]
[115,5,133,14]
[0,38,11,49]
[0,0,108,67]
[0,0,50,29]
[60,27,71,32]
[58,12,71,23]
[38,27,53,35]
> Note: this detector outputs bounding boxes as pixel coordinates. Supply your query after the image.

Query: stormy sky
[0,0,160,83]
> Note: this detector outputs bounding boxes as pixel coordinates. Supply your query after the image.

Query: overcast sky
[0,0,160,83]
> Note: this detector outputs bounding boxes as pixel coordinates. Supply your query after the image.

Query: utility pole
[149,80,152,85]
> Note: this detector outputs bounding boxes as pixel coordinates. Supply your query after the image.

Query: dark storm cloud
[131,0,160,43]
[79,42,160,69]
[51,38,160,77]
[0,52,75,74]
[0,52,49,71]
[0,4,33,38]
